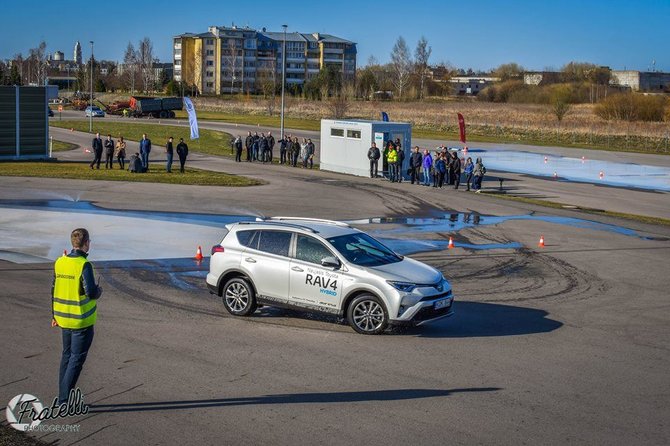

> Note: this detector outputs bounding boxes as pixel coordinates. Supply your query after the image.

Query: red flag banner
[457,113,466,144]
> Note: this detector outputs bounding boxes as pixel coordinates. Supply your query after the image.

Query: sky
[3,0,669,72]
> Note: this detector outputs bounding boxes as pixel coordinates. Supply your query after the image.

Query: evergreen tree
[9,65,21,85]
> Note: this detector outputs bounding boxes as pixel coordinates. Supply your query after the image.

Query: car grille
[413,303,453,322]
[419,290,452,302]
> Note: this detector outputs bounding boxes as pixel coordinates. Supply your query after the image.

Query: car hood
[364,256,441,284]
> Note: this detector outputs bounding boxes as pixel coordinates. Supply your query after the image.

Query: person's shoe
[475,189,481,193]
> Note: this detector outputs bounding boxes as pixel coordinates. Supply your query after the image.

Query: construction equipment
[129,96,182,119]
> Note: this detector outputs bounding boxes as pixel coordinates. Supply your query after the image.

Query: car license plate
[434,298,449,310]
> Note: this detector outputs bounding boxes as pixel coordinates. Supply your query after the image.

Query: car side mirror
[321,256,340,269]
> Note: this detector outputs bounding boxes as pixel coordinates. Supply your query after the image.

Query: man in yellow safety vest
[52,228,102,405]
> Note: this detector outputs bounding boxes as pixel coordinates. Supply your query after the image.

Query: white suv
[206,217,454,334]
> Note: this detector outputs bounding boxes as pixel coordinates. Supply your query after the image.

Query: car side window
[236,230,258,249]
[257,230,292,257]
[295,235,333,264]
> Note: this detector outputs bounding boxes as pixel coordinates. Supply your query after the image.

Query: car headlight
[387,281,417,292]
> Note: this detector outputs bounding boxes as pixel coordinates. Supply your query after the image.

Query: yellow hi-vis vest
[387,149,398,163]
[53,256,97,329]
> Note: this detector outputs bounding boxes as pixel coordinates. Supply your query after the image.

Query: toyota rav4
[206,217,454,334]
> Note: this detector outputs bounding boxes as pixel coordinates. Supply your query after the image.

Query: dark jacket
[140,138,151,154]
[410,152,422,168]
[306,142,315,156]
[166,141,173,155]
[176,142,188,158]
[452,156,462,173]
[235,138,243,150]
[104,139,114,155]
[245,135,254,148]
[367,147,380,161]
[259,137,269,151]
[397,149,405,165]
[436,158,447,174]
[51,249,102,302]
[290,141,301,154]
[92,137,103,153]
[267,135,275,148]
[279,138,288,149]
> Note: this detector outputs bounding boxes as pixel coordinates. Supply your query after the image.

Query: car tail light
[211,245,225,255]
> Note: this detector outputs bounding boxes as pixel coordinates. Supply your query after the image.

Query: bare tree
[414,36,432,100]
[138,37,154,93]
[390,37,411,99]
[27,41,48,85]
[222,38,242,94]
[255,59,277,115]
[327,82,355,119]
[123,42,138,93]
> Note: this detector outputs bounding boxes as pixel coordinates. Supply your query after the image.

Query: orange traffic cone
[448,237,455,249]
[538,235,545,248]
[195,246,204,260]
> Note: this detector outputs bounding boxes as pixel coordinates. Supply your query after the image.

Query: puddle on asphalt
[463,148,670,191]
[0,199,664,264]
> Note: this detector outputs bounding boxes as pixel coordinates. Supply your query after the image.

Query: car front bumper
[389,294,454,326]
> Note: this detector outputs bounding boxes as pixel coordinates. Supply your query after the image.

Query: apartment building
[173,26,356,95]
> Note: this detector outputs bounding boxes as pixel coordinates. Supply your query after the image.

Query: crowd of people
[230,131,315,168]
[88,133,189,174]
[368,139,487,192]
[86,130,486,191]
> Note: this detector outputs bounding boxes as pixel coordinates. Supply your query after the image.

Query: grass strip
[0,162,262,187]
[50,121,234,158]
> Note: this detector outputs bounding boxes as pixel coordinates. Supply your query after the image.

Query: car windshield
[327,232,402,267]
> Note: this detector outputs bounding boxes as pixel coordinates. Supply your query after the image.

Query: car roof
[234,219,358,239]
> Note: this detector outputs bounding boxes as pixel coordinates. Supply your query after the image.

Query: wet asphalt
[2,129,670,445]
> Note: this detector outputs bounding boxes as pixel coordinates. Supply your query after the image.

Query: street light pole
[280,24,287,141]
[89,41,94,133]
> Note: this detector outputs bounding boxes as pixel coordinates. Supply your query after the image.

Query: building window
[207,60,214,66]
[206,39,214,45]
[206,50,214,56]
[347,130,361,139]
[330,128,344,137]
[206,82,214,88]
[206,71,214,77]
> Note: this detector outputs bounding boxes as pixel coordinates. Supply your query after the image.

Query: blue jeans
[140,151,150,169]
[59,326,94,404]
[166,152,173,172]
[423,169,431,185]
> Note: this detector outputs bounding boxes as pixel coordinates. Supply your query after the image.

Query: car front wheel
[222,277,257,316]
[347,294,388,335]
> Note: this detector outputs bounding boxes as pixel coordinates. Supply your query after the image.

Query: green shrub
[594,93,666,122]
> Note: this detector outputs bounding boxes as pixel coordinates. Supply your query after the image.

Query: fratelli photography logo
[5,389,89,433]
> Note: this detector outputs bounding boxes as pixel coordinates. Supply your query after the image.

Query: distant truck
[129,96,183,118]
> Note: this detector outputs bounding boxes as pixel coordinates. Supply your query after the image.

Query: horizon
[3,0,669,72]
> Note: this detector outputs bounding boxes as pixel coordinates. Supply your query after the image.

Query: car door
[289,234,343,314]
[241,230,292,303]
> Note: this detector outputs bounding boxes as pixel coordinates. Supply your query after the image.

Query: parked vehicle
[206,217,455,334]
[84,106,105,117]
[129,96,182,118]
[47,107,54,117]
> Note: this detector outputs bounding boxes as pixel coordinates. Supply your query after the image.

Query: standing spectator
[382,141,391,179]
[290,137,301,167]
[409,146,422,185]
[115,136,127,170]
[279,134,289,164]
[422,149,433,186]
[139,133,151,171]
[300,138,308,168]
[234,136,243,162]
[252,132,260,161]
[165,137,174,173]
[89,133,103,169]
[259,133,269,163]
[267,131,275,163]
[245,131,254,162]
[473,157,486,192]
[176,138,189,173]
[463,157,474,191]
[103,134,114,169]
[395,137,402,153]
[387,145,398,182]
[306,139,315,169]
[435,153,447,188]
[367,142,380,178]
[452,151,462,189]
[396,145,405,183]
